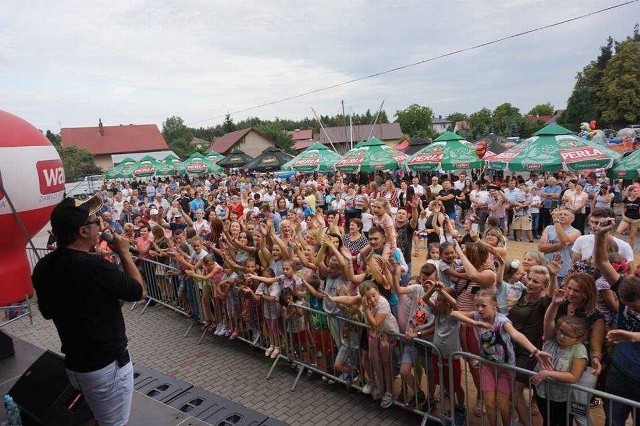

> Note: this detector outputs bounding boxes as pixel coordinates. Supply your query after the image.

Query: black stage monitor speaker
[8,350,93,426]
[0,330,15,359]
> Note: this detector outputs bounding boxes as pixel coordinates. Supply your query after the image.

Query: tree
[59,146,101,181]
[162,116,189,142]
[599,37,640,126]
[528,103,554,117]
[255,122,294,152]
[394,104,436,139]
[468,108,493,140]
[222,114,236,133]
[492,103,523,137]
[445,112,469,133]
[45,130,62,151]
[559,37,614,131]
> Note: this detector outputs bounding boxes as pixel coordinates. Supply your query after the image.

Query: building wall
[236,132,275,157]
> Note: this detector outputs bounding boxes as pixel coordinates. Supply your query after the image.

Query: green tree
[600,37,640,126]
[222,114,236,133]
[394,104,436,138]
[521,119,547,138]
[528,102,554,117]
[559,37,614,131]
[492,103,523,136]
[468,108,493,139]
[45,130,62,151]
[162,116,196,159]
[255,122,294,152]
[59,146,101,181]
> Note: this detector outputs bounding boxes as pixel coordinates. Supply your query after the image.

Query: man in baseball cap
[32,195,146,425]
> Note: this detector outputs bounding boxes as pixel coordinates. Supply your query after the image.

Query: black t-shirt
[623,197,640,220]
[439,188,459,214]
[32,248,142,372]
[396,223,415,262]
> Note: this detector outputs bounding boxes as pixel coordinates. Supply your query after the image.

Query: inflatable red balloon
[475,140,488,158]
[0,110,65,305]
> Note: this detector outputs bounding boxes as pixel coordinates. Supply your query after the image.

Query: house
[526,109,565,125]
[315,123,403,153]
[207,127,276,157]
[288,129,314,151]
[60,120,169,170]
[431,116,453,134]
[189,136,210,148]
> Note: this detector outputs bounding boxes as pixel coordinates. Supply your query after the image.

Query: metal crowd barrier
[24,248,640,425]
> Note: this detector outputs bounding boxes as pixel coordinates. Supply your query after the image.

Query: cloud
[1,0,638,131]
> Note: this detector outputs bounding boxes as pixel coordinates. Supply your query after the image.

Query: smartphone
[471,223,479,233]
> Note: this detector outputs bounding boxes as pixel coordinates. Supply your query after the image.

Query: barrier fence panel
[23,248,640,425]
[449,350,640,426]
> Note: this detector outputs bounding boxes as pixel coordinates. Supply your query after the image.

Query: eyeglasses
[84,219,101,227]
[557,329,579,339]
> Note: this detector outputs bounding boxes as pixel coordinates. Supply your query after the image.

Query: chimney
[98,118,104,136]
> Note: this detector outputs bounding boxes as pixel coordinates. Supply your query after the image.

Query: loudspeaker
[0,330,15,359]
[9,351,93,425]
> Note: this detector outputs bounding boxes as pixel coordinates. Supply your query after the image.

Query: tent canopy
[216,148,254,168]
[244,146,294,172]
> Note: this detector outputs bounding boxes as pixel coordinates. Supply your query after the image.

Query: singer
[32,196,147,426]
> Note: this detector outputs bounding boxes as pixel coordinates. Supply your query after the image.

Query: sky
[2,0,639,133]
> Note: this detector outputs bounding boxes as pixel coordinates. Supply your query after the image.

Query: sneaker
[380,392,394,409]
[361,381,372,395]
[270,347,280,359]
[265,345,274,357]
[229,330,238,340]
[216,325,227,336]
[371,385,383,401]
[321,376,335,385]
[453,408,467,426]
[214,323,223,335]
[251,331,261,346]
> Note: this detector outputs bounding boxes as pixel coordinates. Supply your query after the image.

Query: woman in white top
[192,209,211,236]
[567,182,589,234]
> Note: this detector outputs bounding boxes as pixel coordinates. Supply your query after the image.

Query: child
[245,268,283,358]
[280,287,315,366]
[438,242,465,290]
[531,288,589,426]
[426,243,441,270]
[529,187,541,239]
[360,205,374,237]
[424,283,492,426]
[414,209,429,256]
[185,254,222,331]
[457,290,553,426]
[238,258,262,346]
[216,262,239,338]
[495,257,526,314]
[596,253,622,328]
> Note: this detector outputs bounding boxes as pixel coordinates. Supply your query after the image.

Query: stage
[0,335,286,425]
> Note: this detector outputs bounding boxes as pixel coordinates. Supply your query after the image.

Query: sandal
[473,399,485,417]
[590,397,603,408]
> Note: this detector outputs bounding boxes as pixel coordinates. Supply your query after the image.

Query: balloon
[590,120,597,130]
[475,140,488,158]
[0,110,65,305]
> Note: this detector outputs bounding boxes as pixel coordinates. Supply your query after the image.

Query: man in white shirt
[411,177,425,197]
[429,176,443,196]
[525,173,539,190]
[571,207,635,269]
[453,173,466,191]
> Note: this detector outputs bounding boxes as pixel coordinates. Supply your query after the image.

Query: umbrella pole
[366,100,385,141]
[312,107,339,153]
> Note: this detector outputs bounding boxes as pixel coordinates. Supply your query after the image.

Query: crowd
[51,169,640,425]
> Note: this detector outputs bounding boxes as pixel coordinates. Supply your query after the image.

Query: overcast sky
[2,0,639,132]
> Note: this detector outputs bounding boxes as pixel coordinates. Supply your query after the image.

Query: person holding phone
[32,196,146,426]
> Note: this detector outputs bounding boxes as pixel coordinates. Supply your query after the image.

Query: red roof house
[207,127,276,158]
[61,121,168,170]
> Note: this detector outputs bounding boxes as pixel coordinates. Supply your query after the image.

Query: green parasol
[105,157,137,179]
[335,137,407,173]
[403,131,484,172]
[487,124,618,172]
[131,155,171,178]
[206,150,225,163]
[162,153,182,176]
[610,150,640,179]
[180,152,223,175]
[285,142,343,173]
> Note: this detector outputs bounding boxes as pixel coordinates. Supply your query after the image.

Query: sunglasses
[84,219,101,227]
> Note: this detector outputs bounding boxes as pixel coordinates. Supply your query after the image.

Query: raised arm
[454,241,495,287]
[593,220,620,286]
